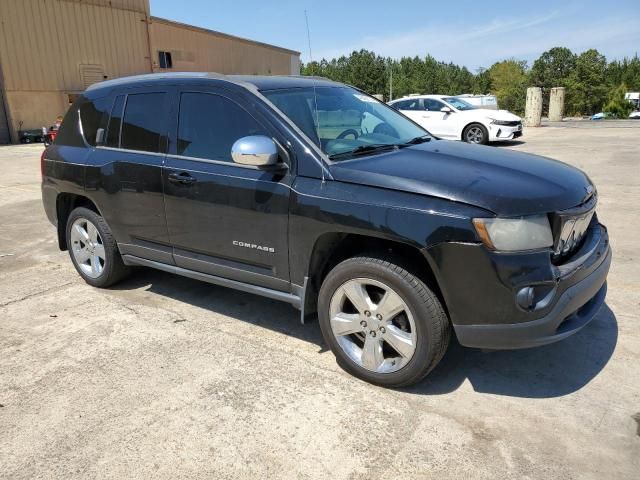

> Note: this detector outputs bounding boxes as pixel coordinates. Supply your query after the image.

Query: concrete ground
[1,124,639,479]
[542,118,640,129]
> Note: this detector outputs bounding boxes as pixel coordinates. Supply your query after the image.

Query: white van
[456,94,498,110]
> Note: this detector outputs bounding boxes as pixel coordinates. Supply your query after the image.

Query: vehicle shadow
[112,269,617,399]
[492,140,526,147]
[405,304,617,398]
[110,268,328,351]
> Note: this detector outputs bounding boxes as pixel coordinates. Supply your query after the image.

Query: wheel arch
[303,232,446,319]
[55,193,101,250]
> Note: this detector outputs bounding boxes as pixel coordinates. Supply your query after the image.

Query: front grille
[503,120,522,127]
[550,195,597,263]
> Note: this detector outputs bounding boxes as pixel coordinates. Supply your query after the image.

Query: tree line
[301,47,640,117]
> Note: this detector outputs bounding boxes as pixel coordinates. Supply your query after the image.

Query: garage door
[0,88,9,144]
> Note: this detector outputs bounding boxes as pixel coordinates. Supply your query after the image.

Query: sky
[150,0,640,71]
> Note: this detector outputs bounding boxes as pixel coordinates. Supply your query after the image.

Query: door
[86,89,173,263]
[163,87,292,291]
[395,98,424,125]
[421,99,452,138]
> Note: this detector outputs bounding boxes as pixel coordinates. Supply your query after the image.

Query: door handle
[168,172,197,185]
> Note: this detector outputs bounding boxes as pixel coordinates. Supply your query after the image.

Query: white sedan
[388,95,522,144]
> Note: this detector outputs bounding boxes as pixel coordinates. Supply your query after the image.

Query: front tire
[318,256,450,388]
[463,123,489,144]
[66,207,130,288]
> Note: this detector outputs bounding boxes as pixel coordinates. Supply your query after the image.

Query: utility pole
[388,61,393,101]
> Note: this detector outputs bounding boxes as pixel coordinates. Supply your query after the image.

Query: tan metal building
[0,0,300,144]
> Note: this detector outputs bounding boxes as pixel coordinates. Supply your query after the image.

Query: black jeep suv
[41,73,611,387]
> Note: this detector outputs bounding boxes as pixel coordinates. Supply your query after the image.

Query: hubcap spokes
[467,127,483,143]
[329,278,417,374]
[70,218,105,278]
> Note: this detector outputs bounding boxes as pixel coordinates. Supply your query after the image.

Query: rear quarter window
[79,96,110,146]
[54,98,86,147]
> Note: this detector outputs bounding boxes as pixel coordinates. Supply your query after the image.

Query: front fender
[288,177,487,287]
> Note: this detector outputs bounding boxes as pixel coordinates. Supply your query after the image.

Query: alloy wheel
[466,126,485,144]
[70,217,106,278]
[329,278,417,373]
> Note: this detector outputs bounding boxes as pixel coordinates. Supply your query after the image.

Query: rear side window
[120,93,166,153]
[177,92,266,162]
[105,95,125,148]
[424,99,445,111]
[79,96,110,146]
[395,99,421,111]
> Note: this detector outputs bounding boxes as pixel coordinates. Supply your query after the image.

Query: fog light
[516,287,535,310]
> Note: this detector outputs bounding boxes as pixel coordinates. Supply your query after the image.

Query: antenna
[304,10,313,64]
[389,62,393,101]
[304,10,325,184]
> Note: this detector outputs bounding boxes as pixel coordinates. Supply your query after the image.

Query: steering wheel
[373,122,399,138]
[336,129,359,140]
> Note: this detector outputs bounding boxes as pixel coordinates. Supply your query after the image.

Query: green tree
[603,83,634,118]
[607,55,640,91]
[301,60,323,76]
[302,46,639,116]
[473,68,492,94]
[529,47,576,88]
[529,47,576,114]
[488,59,528,114]
[566,49,608,115]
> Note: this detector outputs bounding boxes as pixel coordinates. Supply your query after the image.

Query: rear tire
[463,123,489,144]
[318,256,450,388]
[66,207,130,288]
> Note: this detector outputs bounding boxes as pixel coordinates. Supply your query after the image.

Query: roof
[229,75,344,90]
[150,17,300,56]
[86,72,344,93]
[389,94,449,102]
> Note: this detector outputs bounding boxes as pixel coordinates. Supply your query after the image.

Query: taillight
[41,149,46,178]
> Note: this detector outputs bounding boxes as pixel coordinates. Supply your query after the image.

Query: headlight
[472,215,553,251]
[489,119,514,126]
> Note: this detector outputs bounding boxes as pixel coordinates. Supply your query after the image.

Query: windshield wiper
[401,135,432,146]
[328,143,400,160]
[328,137,431,160]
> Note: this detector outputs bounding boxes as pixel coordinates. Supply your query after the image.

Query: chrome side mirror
[231,135,279,167]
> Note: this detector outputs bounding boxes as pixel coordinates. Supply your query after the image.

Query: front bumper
[454,251,610,349]
[427,222,611,350]
[488,123,523,141]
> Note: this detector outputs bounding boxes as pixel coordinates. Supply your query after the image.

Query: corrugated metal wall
[0,0,151,92]
[149,18,299,75]
[59,0,149,14]
[0,0,301,142]
[0,0,152,140]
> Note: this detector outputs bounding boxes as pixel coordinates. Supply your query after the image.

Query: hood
[329,140,594,216]
[465,108,521,121]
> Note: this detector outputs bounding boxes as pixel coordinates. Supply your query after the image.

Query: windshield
[262,86,429,159]
[443,97,476,111]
